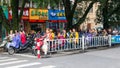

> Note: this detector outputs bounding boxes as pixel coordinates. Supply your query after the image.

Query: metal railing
[47,35,111,53]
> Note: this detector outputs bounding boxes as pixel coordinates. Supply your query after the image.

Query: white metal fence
[47,35,111,53]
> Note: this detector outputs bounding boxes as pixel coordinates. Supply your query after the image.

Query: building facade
[0,0,102,34]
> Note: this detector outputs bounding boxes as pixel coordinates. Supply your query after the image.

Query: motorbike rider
[6,30,16,48]
[15,30,21,48]
[20,30,26,45]
[8,30,15,42]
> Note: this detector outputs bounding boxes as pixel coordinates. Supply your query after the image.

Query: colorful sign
[29,9,48,20]
[9,8,29,20]
[111,35,120,44]
[48,10,66,20]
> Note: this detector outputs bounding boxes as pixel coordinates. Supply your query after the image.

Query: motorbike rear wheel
[8,47,15,55]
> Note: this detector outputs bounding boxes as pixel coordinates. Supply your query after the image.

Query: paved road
[1,47,120,68]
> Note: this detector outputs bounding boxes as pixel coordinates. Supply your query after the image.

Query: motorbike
[7,37,35,55]
[32,37,48,57]
[0,37,9,51]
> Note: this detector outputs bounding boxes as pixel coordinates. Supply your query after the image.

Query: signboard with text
[48,9,66,20]
[29,9,48,21]
[8,8,29,20]
[111,35,120,44]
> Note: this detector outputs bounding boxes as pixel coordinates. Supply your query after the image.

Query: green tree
[64,0,96,29]
[11,0,27,30]
[0,6,10,31]
[0,0,27,31]
[31,0,59,9]
[96,0,120,29]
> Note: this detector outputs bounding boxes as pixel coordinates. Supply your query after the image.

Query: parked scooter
[0,37,9,51]
[7,37,35,55]
[32,36,48,57]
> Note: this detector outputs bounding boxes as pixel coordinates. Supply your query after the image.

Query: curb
[47,45,120,58]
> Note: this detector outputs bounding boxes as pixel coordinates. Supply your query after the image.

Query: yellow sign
[29,9,48,20]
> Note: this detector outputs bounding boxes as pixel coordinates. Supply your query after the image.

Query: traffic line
[0,60,28,66]
[0,58,18,62]
[0,57,9,60]
[40,65,56,68]
[2,52,36,58]
[14,54,36,58]
[6,62,41,68]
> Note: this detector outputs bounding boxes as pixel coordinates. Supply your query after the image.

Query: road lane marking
[0,60,28,66]
[14,54,36,58]
[2,52,36,58]
[0,58,18,62]
[0,57,9,60]
[6,62,41,68]
[40,65,56,68]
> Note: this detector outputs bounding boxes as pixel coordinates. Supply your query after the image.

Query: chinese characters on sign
[48,9,66,20]
[111,35,120,44]
[9,8,29,20]
[29,9,48,20]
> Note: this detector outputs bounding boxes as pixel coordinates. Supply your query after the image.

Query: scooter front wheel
[8,47,15,55]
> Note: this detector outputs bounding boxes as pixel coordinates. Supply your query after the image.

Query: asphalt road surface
[0,47,120,68]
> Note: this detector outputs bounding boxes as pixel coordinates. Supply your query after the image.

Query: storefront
[29,8,48,32]
[48,9,67,31]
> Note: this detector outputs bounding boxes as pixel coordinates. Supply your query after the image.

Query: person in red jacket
[20,30,26,45]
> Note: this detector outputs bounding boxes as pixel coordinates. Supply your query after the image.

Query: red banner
[8,8,29,20]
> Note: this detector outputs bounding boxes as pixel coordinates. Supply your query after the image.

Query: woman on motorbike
[20,30,26,45]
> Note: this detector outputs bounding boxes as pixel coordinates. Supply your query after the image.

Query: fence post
[108,35,112,47]
[82,36,85,52]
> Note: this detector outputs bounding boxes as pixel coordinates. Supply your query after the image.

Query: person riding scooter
[20,30,26,45]
[7,30,35,55]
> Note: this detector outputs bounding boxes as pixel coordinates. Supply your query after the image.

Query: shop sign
[48,9,66,20]
[111,35,120,44]
[9,8,29,20]
[29,9,48,20]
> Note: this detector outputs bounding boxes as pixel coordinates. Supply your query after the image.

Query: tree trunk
[73,1,95,28]
[102,0,109,29]
[11,0,19,30]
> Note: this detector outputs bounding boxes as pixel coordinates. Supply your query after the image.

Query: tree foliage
[0,0,27,31]
[96,0,120,29]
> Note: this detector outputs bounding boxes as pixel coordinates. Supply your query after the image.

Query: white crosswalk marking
[0,56,56,68]
[0,60,28,66]
[0,58,18,62]
[14,53,36,58]
[2,52,36,58]
[0,57,9,60]
[6,62,41,68]
[40,65,56,68]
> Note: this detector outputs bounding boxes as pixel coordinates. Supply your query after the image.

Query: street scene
[0,0,120,68]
